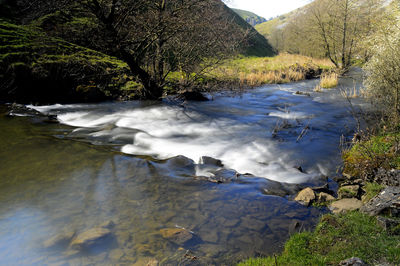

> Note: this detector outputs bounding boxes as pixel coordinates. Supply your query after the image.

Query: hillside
[255,15,288,39]
[231,8,267,26]
[226,6,275,57]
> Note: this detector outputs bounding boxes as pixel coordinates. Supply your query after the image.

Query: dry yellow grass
[209,53,335,87]
[320,72,339,88]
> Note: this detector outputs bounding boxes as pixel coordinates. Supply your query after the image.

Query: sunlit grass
[320,72,339,88]
[208,53,335,86]
[238,212,400,265]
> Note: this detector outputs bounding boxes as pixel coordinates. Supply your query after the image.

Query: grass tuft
[362,182,384,203]
[238,212,400,266]
[320,72,338,88]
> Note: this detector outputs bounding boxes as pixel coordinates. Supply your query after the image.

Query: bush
[364,12,400,125]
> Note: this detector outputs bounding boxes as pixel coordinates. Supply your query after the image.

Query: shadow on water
[0,77,367,265]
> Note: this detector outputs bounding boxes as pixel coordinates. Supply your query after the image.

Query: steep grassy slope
[0,20,141,104]
[225,6,275,57]
[255,15,288,38]
[231,8,267,26]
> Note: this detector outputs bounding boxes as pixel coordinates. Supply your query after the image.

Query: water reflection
[0,76,367,264]
[0,118,321,264]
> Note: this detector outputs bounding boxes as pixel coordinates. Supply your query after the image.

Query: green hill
[226,7,275,57]
[231,8,267,26]
[255,15,288,38]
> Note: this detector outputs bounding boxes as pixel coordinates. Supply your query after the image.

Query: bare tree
[6,0,248,99]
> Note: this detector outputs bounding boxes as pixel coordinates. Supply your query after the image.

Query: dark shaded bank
[0,20,143,104]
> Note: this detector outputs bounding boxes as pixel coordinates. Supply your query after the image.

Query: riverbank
[1,19,335,104]
[239,134,400,265]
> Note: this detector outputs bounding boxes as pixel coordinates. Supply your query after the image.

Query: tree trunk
[120,49,163,100]
[341,0,349,69]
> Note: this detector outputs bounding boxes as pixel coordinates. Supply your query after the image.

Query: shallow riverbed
[0,73,367,265]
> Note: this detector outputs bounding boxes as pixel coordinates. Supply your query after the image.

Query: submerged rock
[159,228,193,245]
[43,231,75,249]
[294,187,316,206]
[330,198,363,214]
[360,186,400,217]
[70,227,112,249]
[177,91,209,101]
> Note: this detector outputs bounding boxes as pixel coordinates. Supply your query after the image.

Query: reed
[320,72,339,88]
[210,53,335,87]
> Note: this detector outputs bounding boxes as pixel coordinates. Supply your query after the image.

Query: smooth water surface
[0,75,367,265]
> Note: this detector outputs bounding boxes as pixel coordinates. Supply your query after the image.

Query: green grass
[208,53,334,86]
[362,182,384,203]
[238,212,400,266]
[255,16,287,38]
[343,133,400,177]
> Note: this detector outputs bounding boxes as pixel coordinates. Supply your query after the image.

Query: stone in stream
[329,198,363,214]
[360,186,400,217]
[108,248,125,261]
[318,192,336,202]
[338,185,360,199]
[200,156,224,167]
[69,221,115,250]
[294,187,316,206]
[43,231,75,249]
[70,227,112,249]
[159,228,193,245]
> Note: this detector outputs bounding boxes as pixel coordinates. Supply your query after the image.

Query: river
[0,72,367,265]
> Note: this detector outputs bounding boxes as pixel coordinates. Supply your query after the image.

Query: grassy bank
[208,53,334,86]
[239,211,400,265]
[342,132,400,178]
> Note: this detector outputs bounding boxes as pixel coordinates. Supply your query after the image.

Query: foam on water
[28,81,365,184]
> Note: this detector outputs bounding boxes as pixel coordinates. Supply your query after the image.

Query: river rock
[70,227,112,249]
[108,249,125,261]
[43,231,75,249]
[376,216,400,233]
[288,220,303,235]
[132,258,159,266]
[330,198,363,214]
[200,156,223,167]
[159,228,193,245]
[178,91,209,101]
[339,257,367,266]
[318,192,336,202]
[360,186,400,217]
[373,168,400,187]
[338,185,360,199]
[294,187,316,206]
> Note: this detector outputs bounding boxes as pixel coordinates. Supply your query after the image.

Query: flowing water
[0,73,367,265]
